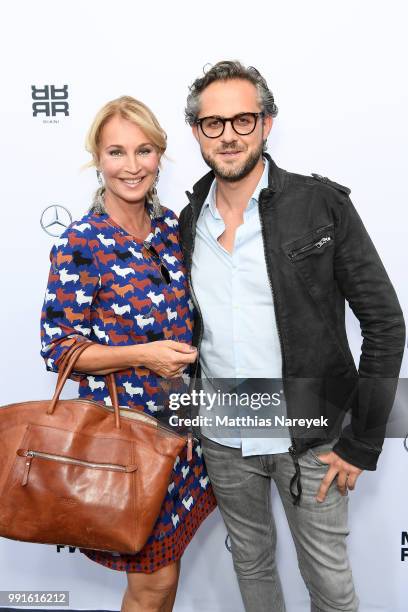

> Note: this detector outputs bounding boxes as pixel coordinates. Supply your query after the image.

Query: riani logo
[31,85,69,123]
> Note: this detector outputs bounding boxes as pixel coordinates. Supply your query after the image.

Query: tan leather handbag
[0,341,191,553]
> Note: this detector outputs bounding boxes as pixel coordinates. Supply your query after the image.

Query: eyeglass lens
[200,113,259,138]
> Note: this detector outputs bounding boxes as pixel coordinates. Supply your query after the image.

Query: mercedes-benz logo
[40,205,72,237]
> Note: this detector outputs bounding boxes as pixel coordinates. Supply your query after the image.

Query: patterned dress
[40,203,216,572]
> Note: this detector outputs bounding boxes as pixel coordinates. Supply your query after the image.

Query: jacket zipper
[17,449,138,486]
[185,204,205,371]
[289,235,331,260]
[182,200,208,442]
[258,190,297,457]
[186,190,297,454]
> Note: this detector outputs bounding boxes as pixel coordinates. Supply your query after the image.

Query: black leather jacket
[178,153,405,488]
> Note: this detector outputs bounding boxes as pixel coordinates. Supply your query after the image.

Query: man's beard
[201,141,264,182]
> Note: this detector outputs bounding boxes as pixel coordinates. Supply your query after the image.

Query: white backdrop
[1,1,407,610]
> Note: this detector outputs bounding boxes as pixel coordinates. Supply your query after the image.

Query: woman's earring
[150,170,162,217]
[91,169,106,214]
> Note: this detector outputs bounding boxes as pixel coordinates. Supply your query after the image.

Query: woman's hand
[135,341,197,378]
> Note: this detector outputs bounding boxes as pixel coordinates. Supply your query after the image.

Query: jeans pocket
[307,438,338,466]
[308,447,331,467]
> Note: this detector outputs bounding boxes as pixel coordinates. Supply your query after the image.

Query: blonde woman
[40,96,216,611]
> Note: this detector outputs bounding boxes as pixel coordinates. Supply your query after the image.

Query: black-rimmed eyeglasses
[196,112,265,139]
[143,241,171,285]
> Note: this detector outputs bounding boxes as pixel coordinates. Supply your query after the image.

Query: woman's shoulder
[155,205,179,231]
[159,205,178,219]
[54,212,110,245]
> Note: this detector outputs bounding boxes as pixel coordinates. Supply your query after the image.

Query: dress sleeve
[40,226,101,380]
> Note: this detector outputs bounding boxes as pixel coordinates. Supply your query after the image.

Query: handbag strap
[47,341,121,429]
[56,340,91,385]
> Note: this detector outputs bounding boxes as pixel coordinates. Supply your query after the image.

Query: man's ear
[262,115,273,141]
[192,124,200,143]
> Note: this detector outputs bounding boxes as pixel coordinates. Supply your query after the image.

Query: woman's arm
[40,228,101,380]
[74,340,197,378]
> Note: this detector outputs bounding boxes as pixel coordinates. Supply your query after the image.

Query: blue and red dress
[40,203,216,572]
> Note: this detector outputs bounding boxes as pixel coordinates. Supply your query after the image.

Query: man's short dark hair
[185,60,278,125]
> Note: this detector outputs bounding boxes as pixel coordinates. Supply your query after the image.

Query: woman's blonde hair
[85,96,167,209]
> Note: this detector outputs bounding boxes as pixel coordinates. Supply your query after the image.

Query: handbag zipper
[289,235,332,260]
[55,399,195,461]
[17,449,138,487]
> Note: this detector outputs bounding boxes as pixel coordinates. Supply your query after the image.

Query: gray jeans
[201,436,359,612]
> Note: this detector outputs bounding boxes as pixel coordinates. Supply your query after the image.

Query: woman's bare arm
[74,340,197,378]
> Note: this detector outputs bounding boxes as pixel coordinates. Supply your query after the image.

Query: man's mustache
[215,145,246,153]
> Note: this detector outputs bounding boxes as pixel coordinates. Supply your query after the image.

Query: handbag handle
[56,340,96,386]
[47,341,121,429]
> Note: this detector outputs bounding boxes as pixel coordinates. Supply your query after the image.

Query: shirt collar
[201,157,269,219]
[250,157,269,208]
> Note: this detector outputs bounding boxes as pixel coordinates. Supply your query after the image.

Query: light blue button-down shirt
[191,159,292,456]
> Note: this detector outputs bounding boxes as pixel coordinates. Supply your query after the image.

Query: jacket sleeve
[332,195,406,469]
[40,227,101,381]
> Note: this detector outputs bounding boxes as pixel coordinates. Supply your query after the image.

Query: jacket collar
[185,152,286,217]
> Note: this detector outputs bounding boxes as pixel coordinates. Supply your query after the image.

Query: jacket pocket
[283,223,334,262]
[281,223,356,371]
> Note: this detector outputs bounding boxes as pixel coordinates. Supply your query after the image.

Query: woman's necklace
[104,209,152,242]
